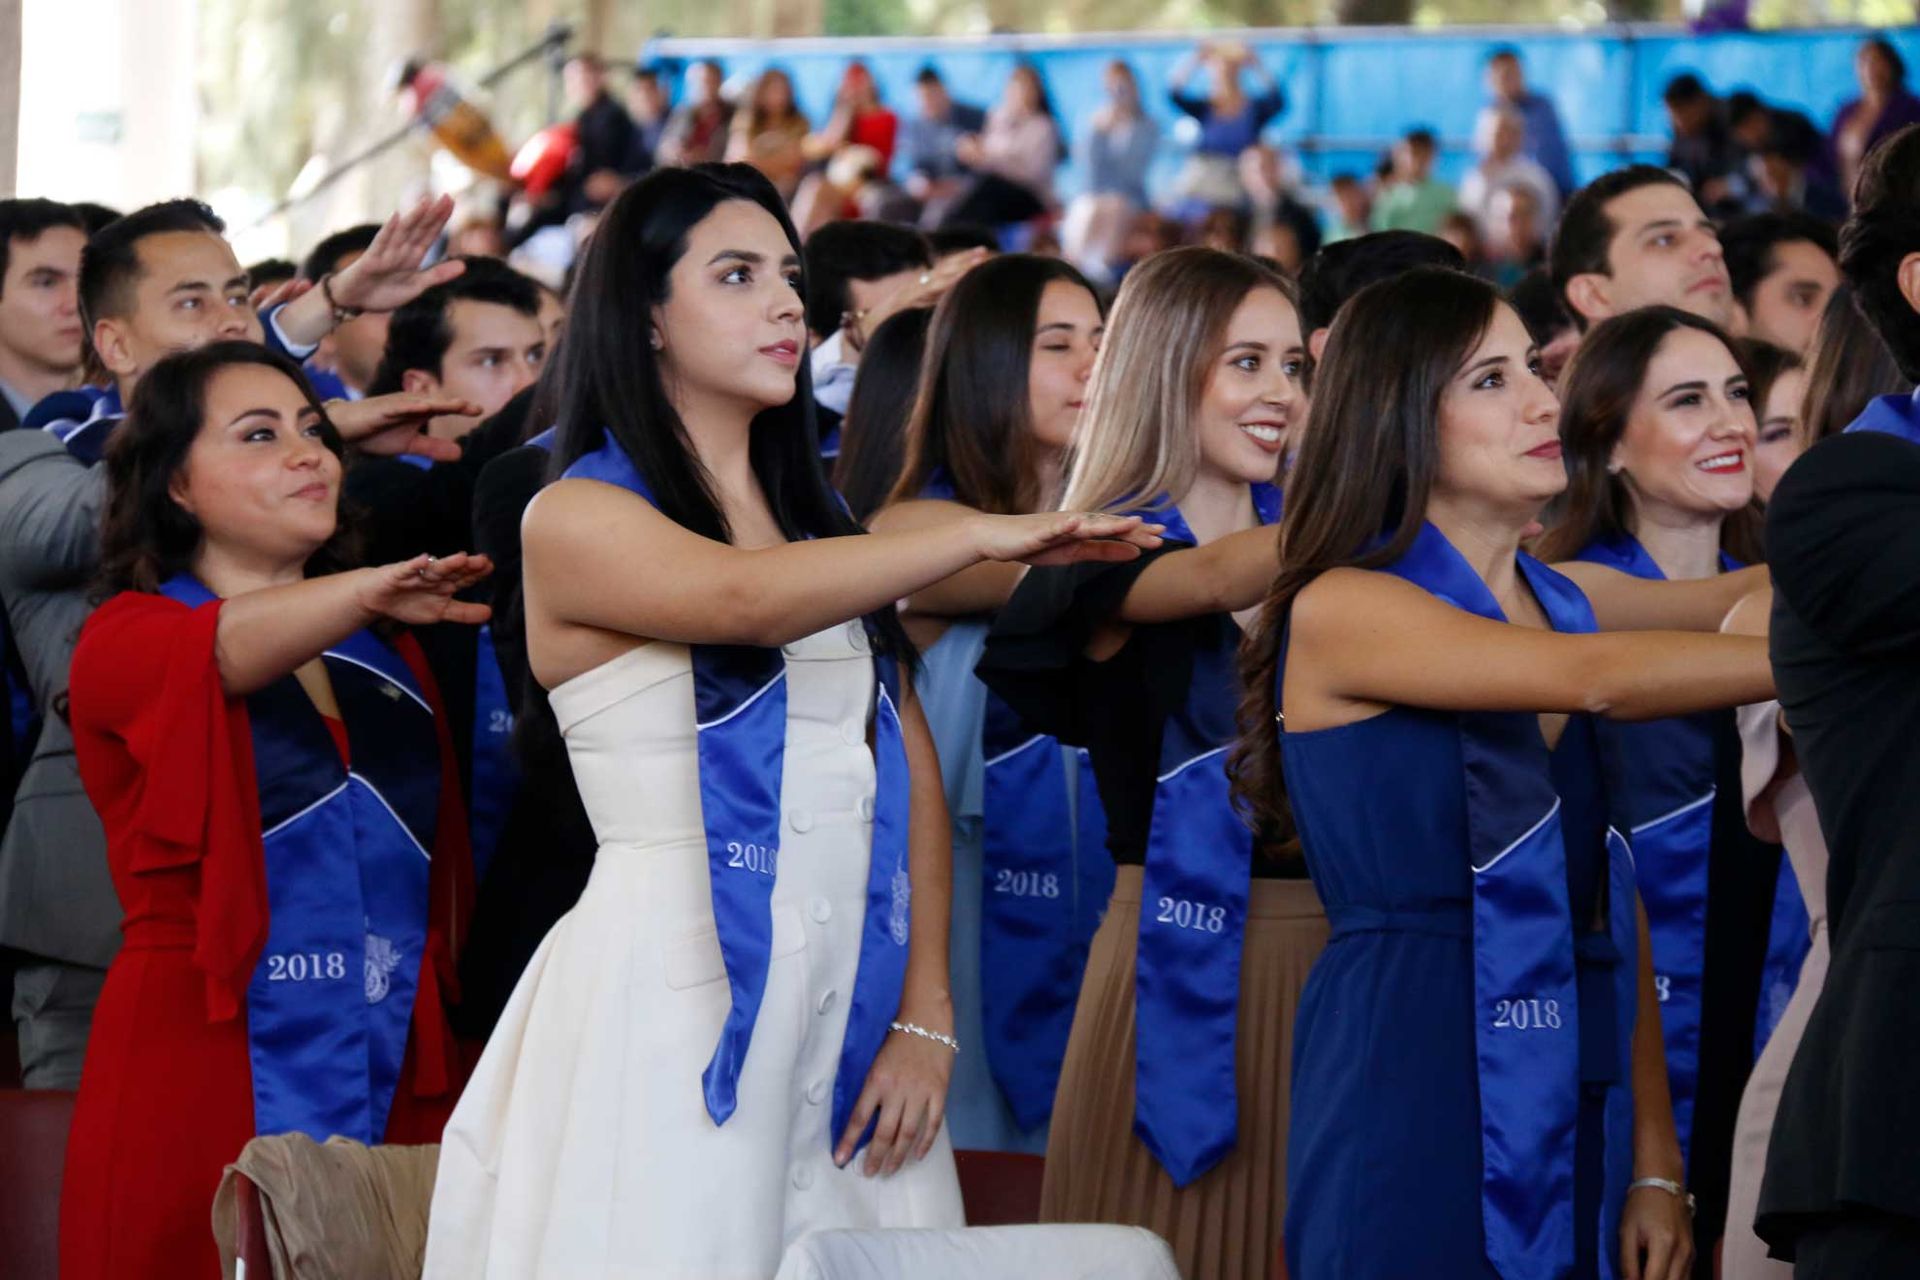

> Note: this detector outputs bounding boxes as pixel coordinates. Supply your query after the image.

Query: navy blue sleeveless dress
[1281,671,1628,1278]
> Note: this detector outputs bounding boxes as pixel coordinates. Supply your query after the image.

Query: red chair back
[233,1170,273,1278]
[0,1089,74,1280]
[952,1149,1046,1226]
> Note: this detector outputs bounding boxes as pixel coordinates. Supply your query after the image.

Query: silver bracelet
[1628,1177,1696,1216]
[889,1020,959,1054]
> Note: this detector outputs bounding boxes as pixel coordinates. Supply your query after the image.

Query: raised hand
[328,195,467,314]
[355,553,494,627]
[972,511,1165,567]
[249,276,314,314]
[327,392,482,462]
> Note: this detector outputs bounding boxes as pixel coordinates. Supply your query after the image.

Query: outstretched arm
[211,554,492,695]
[1285,568,1774,727]
[524,478,1161,650]
[1116,524,1282,624]
[1553,561,1769,634]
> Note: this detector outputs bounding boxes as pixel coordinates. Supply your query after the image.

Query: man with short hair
[0,199,86,432]
[366,257,546,443]
[1664,72,1741,207]
[1369,129,1456,236]
[300,222,385,399]
[1484,46,1575,198]
[1297,230,1465,364]
[1719,212,1840,355]
[1549,164,1734,332]
[902,66,987,216]
[0,195,460,1088]
[803,220,935,438]
[1756,123,1920,1275]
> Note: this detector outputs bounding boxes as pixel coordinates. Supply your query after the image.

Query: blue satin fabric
[1573,533,1807,1156]
[1124,483,1279,1188]
[467,623,516,884]
[1844,388,1920,443]
[159,575,438,1144]
[1380,523,1637,1279]
[564,429,912,1145]
[979,693,1107,1131]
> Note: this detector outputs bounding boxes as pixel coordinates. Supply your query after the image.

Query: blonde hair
[1060,248,1295,515]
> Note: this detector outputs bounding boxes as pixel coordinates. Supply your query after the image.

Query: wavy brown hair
[1533,306,1765,566]
[1231,266,1501,844]
[96,341,355,597]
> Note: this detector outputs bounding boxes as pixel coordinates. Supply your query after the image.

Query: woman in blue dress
[865,253,1108,1153]
[1233,267,1775,1280]
[1536,307,1806,1270]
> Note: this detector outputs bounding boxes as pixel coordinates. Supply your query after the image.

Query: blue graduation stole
[1574,532,1808,1159]
[564,429,913,1145]
[38,385,123,465]
[922,465,1112,1130]
[1382,522,1639,1280]
[1125,482,1279,1188]
[1844,388,1920,444]
[158,575,437,1144]
[467,624,516,884]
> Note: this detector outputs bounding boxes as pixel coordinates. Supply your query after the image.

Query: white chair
[774,1224,1182,1280]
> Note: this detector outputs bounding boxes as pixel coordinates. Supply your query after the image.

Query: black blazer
[1757,431,1920,1253]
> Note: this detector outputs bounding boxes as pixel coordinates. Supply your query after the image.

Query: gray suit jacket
[0,428,116,968]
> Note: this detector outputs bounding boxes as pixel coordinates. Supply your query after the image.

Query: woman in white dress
[422,163,1161,1279]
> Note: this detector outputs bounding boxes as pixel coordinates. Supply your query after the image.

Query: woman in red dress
[60,341,490,1279]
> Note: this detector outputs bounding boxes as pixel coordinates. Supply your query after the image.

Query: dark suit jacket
[1757,431,1920,1252]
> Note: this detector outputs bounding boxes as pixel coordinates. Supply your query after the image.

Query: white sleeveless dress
[423,621,964,1279]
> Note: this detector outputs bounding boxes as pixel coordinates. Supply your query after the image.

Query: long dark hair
[834,306,934,522]
[1231,267,1501,843]
[1534,306,1765,566]
[1800,282,1912,447]
[96,340,352,597]
[547,163,910,657]
[886,254,1099,516]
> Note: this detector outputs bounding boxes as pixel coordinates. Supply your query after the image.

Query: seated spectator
[1664,72,1741,209]
[1831,37,1920,197]
[656,59,733,168]
[902,65,987,222]
[0,199,85,430]
[1720,211,1840,355]
[1238,143,1323,263]
[1436,211,1490,277]
[792,62,905,235]
[1460,106,1559,241]
[1728,89,1834,190]
[1079,61,1159,212]
[59,341,482,1280]
[624,64,671,170]
[1483,45,1575,198]
[726,67,812,200]
[561,54,640,215]
[1167,39,1285,214]
[1370,128,1455,235]
[1486,183,1550,287]
[945,62,1064,232]
[299,223,387,400]
[0,196,461,1091]
[1550,164,1733,332]
[1750,137,1849,222]
[1196,205,1250,254]
[1323,172,1371,242]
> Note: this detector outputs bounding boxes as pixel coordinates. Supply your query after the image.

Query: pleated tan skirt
[1039,866,1328,1280]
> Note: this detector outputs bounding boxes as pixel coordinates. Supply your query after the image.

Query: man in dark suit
[0,200,85,433]
[1757,121,1920,1275]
